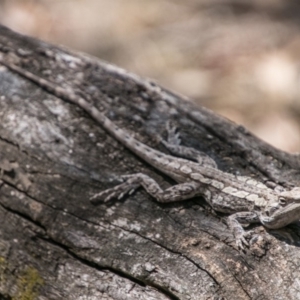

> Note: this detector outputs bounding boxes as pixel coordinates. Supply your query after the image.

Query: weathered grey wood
[1,24,300,300]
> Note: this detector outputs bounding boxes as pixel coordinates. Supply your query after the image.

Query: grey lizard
[2,57,300,249]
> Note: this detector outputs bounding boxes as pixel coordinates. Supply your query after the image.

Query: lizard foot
[234,232,249,250]
[166,121,181,145]
[90,181,139,204]
[235,230,269,256]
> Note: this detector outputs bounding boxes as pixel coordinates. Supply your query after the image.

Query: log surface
[1,25,300,300]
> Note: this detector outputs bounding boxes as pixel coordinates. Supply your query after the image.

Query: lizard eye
[279,197,287,205]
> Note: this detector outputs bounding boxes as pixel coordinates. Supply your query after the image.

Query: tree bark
[1,24,300,300]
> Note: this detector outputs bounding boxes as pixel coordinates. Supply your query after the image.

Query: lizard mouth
[260,203,300,229]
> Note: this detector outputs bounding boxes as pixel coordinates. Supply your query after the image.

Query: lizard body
[2,58,300,249]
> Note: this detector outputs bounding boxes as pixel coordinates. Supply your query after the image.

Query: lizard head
[260,187,300,229]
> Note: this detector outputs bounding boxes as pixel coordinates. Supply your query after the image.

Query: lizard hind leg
[90,173,203,204]
[161,122,217,168]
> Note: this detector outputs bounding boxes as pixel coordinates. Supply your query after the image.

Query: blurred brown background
[1,0,300,152]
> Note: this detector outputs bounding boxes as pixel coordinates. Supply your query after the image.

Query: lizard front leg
[227,212,260,249]
[91,173,202,204]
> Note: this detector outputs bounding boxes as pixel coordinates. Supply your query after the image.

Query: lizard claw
[121,173,145,183]
[166,121,181,145]
[235,232,249,250]
[235,230,268,255]
[90,182,140,204]
[90,188,119,203]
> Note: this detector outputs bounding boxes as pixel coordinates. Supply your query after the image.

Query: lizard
[2,57,300,249]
